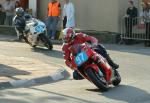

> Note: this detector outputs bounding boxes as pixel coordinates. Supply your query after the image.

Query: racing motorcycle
[70,43,121,91]
[15,15,53,50]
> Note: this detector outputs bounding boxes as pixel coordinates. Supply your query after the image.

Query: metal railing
[121,17,150,41]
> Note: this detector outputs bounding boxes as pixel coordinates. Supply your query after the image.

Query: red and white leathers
[62,32,98,69]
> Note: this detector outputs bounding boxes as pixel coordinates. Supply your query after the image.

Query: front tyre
[86,68,109,91]
[39,34,53,50]
[112,70,121,86]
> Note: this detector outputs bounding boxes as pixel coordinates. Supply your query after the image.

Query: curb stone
[0,69,70,90]
[0,35,70,89]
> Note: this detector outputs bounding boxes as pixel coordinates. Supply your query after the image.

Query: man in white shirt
[63,0,75,28]
[2,0,15,26]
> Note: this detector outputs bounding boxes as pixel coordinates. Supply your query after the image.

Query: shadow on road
[104,44,150,56]
[29,87,98,103]
[99,85,150,103]
[0,90,31,103]
[0,87,98,103]
[0,64,31,77]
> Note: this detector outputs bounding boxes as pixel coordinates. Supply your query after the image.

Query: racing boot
[73,71,84,80]
[105,55,119,69]
[18,35,24,41]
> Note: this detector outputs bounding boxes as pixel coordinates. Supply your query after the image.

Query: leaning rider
[62,28,119,80]
[13,7,26,41]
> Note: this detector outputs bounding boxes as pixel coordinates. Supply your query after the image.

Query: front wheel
[39,34,53,50]
[85,68,109,91]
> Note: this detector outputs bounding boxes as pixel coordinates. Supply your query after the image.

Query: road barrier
[121,17,150,46]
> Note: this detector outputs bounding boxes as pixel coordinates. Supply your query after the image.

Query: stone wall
[75,30,121,44]
[0,26,16,35]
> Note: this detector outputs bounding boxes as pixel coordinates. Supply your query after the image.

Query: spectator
[141,2,150,47]
[124,0,138,44]
[20,0,28,10]
[2,0,15,26]
[47,0,61,40]
[0,4,6,25]
[63,0,75,28]
[15,0,21,9]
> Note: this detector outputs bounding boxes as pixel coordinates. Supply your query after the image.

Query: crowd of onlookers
[47,0,75,40]
[0,0,148,45]
[0,0,21,26]
[0,0,75,40]
[124,0,150,46]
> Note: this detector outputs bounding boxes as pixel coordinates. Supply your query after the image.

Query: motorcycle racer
[62,28,119,80]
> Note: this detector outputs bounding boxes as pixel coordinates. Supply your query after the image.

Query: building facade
[0,0,142,33]
[36,0,142,33]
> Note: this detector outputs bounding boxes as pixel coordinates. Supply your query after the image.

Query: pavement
[0,34,150,103]
[0,34,70,90]
[0,34,63,44]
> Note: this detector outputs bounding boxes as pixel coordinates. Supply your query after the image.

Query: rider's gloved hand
[86,42,97,48]
[91,43,97,48]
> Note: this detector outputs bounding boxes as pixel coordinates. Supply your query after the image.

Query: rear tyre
[19,35,29,44]
[86,68,109,91]
[112,70,121,86]
[39,34,53,50]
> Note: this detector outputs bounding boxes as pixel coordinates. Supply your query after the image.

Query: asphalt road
[0,36,150,103]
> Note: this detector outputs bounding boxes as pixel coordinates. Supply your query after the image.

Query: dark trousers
[0,12,6,25]
[145,22,150,46]
[63,16,67,29]
[125,18,133,38]
[47,16,59,38]
[5,15,13,26]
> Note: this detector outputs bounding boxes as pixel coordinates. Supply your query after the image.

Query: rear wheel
[39,34,53,50]
[85,68,109,91]
[112,70,121,86]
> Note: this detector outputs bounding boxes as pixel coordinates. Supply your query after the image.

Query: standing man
[47,0,61,40]
[63,0,75,28]
[0,4,6,25]
[124,0,138,44]
[2,0,15,26]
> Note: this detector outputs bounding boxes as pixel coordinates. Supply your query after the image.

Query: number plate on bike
[35,25,44,33]
[75,52,88,66]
